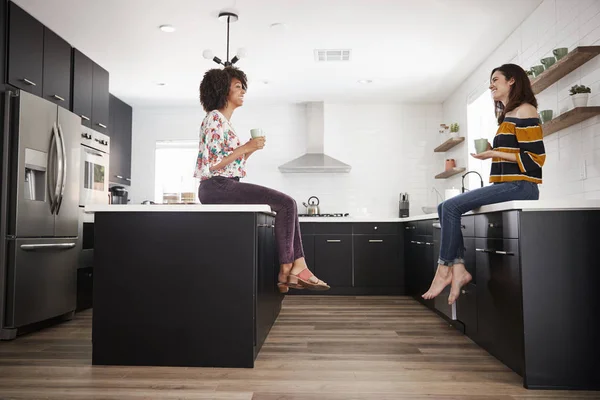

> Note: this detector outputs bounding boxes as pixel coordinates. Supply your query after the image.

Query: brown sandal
[287,268,330,291]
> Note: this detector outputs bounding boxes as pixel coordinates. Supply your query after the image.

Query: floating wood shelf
[435,167,466,179]
[531,46,600,94]
[542,106,600,136]
[434,136,465,152]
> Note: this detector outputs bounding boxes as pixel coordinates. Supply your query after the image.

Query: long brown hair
[491,64,537,124]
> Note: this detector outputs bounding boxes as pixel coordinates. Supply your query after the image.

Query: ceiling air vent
[314,49,351,62]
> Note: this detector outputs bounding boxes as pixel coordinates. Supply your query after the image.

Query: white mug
[250,128,265,138]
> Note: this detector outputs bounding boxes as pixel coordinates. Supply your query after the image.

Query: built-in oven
[79,126,110,207]
[76,127,110,311]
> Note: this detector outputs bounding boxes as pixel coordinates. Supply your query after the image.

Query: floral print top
[194,110,247,181]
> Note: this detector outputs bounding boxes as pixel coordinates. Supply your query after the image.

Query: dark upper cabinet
[91,63,109,133]
[7,2,43,96]
[71,49,93,126]
[353,235,401,287]
[42,27,72,109]
[314,235,352,287]
[108,94,132,185]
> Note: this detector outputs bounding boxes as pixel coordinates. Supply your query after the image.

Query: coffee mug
[250,128,265,138]
[531,65,544,77]
[539,110,553,123]
[553,47,568,60]
[474,138,489,154]
[541,57,556,70]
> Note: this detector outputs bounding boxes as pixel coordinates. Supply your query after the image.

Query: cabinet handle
[369,239,383,243]
[476,248,491,253]
[22,78,37,86]
[257,224,274,228]
[488,223,500,228]
[495,250,514,256]
[425,242,433,246]
[115,175,124,179]
[405,226,416,230]
[461,289,469,294]
[416,241,424,245]
[97,123,107,129]
[52,94,65,102]
[326,239,341,243]
[432,222,441,229]
[126,178,131,182]
[80,115,90,121]
[373,226,378,230]
[410,241,417,244]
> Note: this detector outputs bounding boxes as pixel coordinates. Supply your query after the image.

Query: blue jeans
[437,180,539,265]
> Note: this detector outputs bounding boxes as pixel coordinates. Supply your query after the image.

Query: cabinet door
[122,100,133,182]
[108,94,122,183]
[475,238,523,375]
[419,238,435,309]
[464,237,476,284]
[404,238,418,296]
[353,235,401,287]
[92,63,109,133]
[42,27,72,109]
[456,282,477,339]
[314,235,352,287]
[7,2,43,96]
[72,49,93,126]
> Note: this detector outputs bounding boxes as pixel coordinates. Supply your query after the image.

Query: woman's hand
[471,150,496,160]
[244,137,266,153]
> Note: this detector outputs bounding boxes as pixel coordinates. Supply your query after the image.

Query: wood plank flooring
[0,296,598,399]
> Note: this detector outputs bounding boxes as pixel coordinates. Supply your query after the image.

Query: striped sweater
[490,117,546,184]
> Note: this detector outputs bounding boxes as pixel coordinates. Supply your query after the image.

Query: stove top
[298,213,350,217]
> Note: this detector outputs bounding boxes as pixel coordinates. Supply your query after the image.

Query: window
[467,87,498,189]
[154,140,199,204]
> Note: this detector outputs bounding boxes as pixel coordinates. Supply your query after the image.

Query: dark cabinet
[108,94,132,185]
[76,267,93,312]
[71,49,93,126]
[475,238,523,376]
[42,27,72,109]
[353,234,401,287]
[456,282,477,338]
[91,63,109,133]
[7,2,43,96]
[255,215,279,353]
[314,235,352,287]
[301,234,315,272]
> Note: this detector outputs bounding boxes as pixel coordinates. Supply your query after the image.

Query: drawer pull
[80,115,90,121]
[495,250,514,256]
[416,241,424,245]
[488,223,500,228]
[410,241,417,244]
[22,78,37,86]
[425,242,433,246]
[405,226,416,230]
[97,123,107,129]
[52,94,65,101]
[257,224,274,228]
[369,239,383,243]
[476,248,492,253]
[461,289,469,295]
[327,239,341,243]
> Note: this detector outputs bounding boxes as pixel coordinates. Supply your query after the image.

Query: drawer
[475,211,519,239]
[314,223,352,235]
[419,220,434,236]
[461,216,475,237]
[353,222,398,235]
[299,222,315,235]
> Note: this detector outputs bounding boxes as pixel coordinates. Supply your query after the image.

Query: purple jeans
[198,176,304,264]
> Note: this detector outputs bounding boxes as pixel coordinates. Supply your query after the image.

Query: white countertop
[85,199,600,223]
[85,204,273,213]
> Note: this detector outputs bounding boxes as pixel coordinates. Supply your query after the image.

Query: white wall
[441,0,600,200]
[130,103,443,217]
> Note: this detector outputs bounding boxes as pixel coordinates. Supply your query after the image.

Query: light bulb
[202,49,214,60]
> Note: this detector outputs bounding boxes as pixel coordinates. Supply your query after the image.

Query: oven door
[79,145,109,206]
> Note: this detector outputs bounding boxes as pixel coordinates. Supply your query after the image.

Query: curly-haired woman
[195,66,330,293]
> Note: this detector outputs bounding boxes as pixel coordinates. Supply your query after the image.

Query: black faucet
[461,171,484,193]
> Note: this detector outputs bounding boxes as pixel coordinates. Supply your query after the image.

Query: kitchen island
[85,204,282,368]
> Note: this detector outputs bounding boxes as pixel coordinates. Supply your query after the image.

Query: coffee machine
[109,186,129,204]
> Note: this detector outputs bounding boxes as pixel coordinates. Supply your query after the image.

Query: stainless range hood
[278,102,351,173]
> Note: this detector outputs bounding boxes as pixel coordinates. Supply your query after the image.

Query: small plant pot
[571,93,589,108]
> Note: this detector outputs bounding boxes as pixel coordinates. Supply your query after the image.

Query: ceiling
[13,0,543,108]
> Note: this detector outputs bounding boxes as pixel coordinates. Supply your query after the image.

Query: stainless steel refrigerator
[0,89,81,340]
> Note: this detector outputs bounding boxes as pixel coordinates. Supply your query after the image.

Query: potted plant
[450,123,459,137]
[569,84,591,108]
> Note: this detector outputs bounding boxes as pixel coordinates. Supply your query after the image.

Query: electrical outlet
[581,159,587,180]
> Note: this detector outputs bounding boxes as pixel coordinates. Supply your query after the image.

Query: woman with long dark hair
[423,63,545,304]
[194,66,330,293]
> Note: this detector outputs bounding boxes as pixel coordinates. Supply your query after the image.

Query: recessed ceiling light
[156,82,167,86]
[358,79,373,84]
[159,24,176,33]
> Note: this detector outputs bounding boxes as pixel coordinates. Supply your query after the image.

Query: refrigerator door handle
[47,125,57,213]
[55,123,67,215]
[20,243,76,251]
[51,122,63,214]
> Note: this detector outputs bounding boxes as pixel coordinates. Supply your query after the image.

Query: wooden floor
[0,296,598,400]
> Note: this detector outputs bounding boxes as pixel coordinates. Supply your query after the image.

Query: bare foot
[448,263,472,305]
[278,263,293,285]
[422,265,453,300]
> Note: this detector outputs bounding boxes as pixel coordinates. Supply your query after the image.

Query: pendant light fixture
[202,11,246,67]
